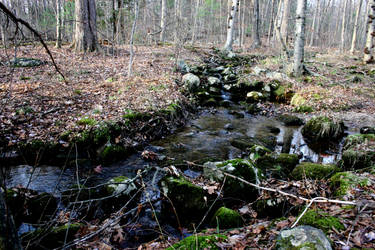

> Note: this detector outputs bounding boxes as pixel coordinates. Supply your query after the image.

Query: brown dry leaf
[99,242,112,250]
[276,220,289,229]
[253,224,266,234]
[206,185,217,194]
[113,226,124,242]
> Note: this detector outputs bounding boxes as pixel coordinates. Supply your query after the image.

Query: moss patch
[167,234,227,250]
[291,162,338,180]
[210,207,243,229]
[100,145,128,164]
[330,172,371,197]
[298,209,344,233]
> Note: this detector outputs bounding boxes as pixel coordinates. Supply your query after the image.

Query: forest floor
[1,44,375,146]
[1,43,375,249]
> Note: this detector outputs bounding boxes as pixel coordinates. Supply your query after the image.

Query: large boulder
[291,162,338,180]
[276,225,332,250]
[161,176,210,224]
[256,153,299,178]
[203,159,263,202]
[301,116,345,151]
[182,73,200,92]
[341,134,375,170]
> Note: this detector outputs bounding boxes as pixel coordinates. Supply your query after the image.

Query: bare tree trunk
[364,0,375,63]
[73,0,98,52]
[309,0,320,46]
[280,0,290,45]
[160,0,167,42]
[253,0,261,47]
[273,0,283,44]
[192,0,200,43]
[128,0,139,76]
[55,0,62,48]
[267,0,276,45]
[340,0,349,51]
[223,0,239,51]
[293,0,306,76]
[350,0,363,53]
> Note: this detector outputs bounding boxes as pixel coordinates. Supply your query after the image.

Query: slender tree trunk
[293,0,306,76]
[74,0,98,52]
[340,0,349,51]
[350,0,363,53]
[55,0,62,48]
[160,0,167,42]
[192,0,200,43]
[223,0,239,51]
[309,0,320,46]
[274,0,283,44]
[280,0,290,45]
[267,0,276,45]
[364,0,375,63]
[128,0,139,76]
[253,0,261,47]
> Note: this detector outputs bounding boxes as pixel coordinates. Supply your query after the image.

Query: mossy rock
[26,192,57,223]
[249,144,272,158]
[18,140,62,165]
[22,223,82,249]
[330,172,371,197]
[301,116,345,148]
[99,144,128,164]
[61,184,94,204]
[278,114,304,126]
[253,198,292,219]
[343,133,375,149]
[298,209,344,233]
[167,234,227,250]
[210,207,243,229]
[203,159,263,201]
[106,176,137,197]
[229,138,258,151]
[9,57,45,67]
[291,162,338,180]
[276,225,332,250]
[256,153,299,178]
[161,176,210,224]
[341,149,375,170]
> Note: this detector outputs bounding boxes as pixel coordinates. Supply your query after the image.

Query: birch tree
[364,0,375,63]
[223,0,239,51]
[293,0,306,76]
[340,0,349,51]
[160,0,167,42]
[73,0,98,52]
[55,0,62,48]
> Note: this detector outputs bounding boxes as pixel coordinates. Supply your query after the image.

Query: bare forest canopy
[0,0,373,52]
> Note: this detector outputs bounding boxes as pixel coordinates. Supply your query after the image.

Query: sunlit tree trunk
[280,0,290,45]
[223,0,239,51]
[267,0,276,45]
[73,0,98,52]
[160,0,167,42]
[364,0,375,63]
[55,0,62,48]
[350,0,363,53]
[293,0,306,76]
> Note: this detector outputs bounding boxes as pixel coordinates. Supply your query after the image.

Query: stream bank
[3,49,375,249]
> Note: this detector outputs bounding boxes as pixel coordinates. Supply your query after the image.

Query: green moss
[278,114,304,126]
[167,234,227,250]
[293,105,314,113]
[106,176,137,196]
[291,162,338,180]
[341,149,375,170]
[249,144,272,158]
[256,153,299,178]
[330,172,371,197]
[210,207,243,229]
[77,117,97,126]
[100,145,127,164]
[290,94,306,107]
[230,138,257,151]
[301,116,344,144]
[343,134,375,150]
[298,209,344,233]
